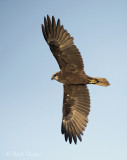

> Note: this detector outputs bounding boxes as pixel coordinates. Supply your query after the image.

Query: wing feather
[42,15,84,71]
[68,124,73,144]
[52,16,56,38]
[59,30,68,43]
[62,84,90,144]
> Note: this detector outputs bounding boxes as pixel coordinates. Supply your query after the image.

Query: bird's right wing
[62,84,90,144]
[42,15,84,71]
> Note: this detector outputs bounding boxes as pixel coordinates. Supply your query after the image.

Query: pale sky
[0,0,127,160]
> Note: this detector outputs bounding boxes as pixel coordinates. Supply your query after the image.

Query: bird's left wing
[42,15,84,71]
[62,84,90,144]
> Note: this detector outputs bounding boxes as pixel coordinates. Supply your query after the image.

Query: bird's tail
[89,77,110,87]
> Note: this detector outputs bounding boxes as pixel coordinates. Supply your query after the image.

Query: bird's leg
[88,78,98,84]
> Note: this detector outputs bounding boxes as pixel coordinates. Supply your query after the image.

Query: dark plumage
[41,15,110,144]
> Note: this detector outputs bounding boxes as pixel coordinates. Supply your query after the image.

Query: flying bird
[41,15,110,144]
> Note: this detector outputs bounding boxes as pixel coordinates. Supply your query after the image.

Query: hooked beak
[51,76,54,80]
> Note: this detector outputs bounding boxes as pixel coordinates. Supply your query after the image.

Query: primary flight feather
[42,15,110,144]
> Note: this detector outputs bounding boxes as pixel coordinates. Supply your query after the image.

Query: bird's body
[42,15,110,144]
[52,70,89,84]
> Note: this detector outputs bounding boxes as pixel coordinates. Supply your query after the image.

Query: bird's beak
[51,76,54,80]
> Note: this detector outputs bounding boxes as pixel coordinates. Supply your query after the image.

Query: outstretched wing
[42,15,84,71]
[62,84,90,144]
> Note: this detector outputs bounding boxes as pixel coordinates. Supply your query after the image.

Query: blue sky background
[0,0,127,160]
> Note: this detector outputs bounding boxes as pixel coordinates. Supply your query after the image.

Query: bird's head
[51,72,59,81]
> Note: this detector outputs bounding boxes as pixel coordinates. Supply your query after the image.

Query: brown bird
[41,15,110,144]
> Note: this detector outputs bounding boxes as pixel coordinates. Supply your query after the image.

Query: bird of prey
[41,15,110,144]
